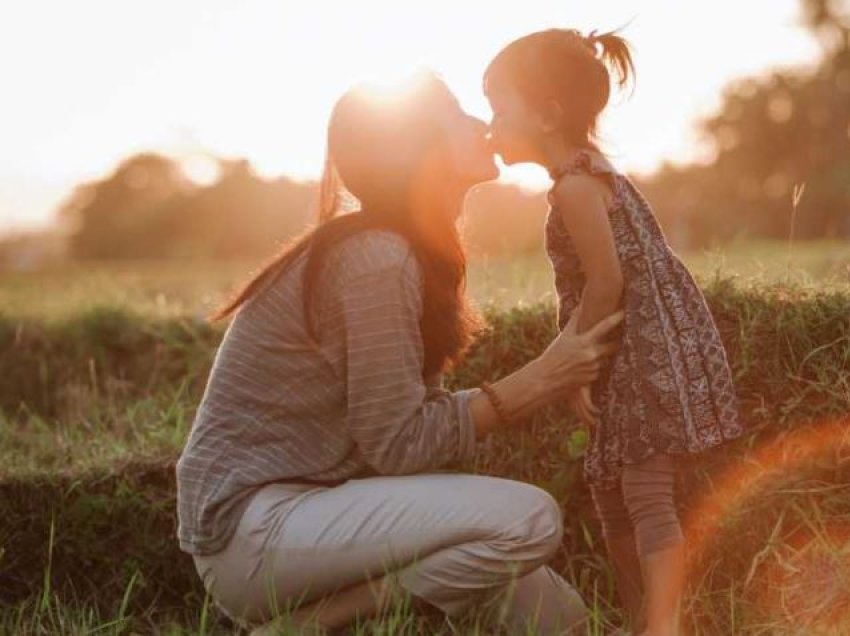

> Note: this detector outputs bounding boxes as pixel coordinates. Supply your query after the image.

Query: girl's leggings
[589,452,684,557]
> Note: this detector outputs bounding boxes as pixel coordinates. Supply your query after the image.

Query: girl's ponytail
[589,29,636,92]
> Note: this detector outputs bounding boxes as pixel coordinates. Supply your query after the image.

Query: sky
[0,0,822,234]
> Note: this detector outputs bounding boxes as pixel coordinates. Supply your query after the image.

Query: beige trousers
[193,472,588,634]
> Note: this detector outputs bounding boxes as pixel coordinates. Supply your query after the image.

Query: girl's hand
[568,385,599,429]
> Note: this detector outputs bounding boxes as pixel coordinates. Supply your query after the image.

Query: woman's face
[438,97,500,187]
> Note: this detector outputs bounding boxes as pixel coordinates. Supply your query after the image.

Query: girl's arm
[551,174,624,334]
[551,174,623,426]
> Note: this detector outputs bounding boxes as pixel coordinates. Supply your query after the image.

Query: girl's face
[487,82,546,165]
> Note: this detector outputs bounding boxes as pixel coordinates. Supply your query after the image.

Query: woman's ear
[537,98,564,134]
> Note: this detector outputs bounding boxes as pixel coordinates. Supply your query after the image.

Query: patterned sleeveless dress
[544,149,744,490]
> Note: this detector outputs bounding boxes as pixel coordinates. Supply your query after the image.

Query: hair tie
[559,28,598,57]
[585,29,600,53]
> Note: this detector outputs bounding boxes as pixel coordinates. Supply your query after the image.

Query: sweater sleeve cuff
[454,388,480,463]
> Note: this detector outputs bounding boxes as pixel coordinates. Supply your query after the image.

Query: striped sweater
[175,230,479,555]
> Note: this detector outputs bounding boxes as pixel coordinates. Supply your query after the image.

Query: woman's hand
[535,309,623,399]
[468,308,623,439]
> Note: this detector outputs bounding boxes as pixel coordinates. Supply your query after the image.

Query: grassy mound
[1,277,849,633]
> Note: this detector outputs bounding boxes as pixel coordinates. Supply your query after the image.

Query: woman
[176,71,623,635]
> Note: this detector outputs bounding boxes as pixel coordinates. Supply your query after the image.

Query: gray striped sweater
[176,230,479,555]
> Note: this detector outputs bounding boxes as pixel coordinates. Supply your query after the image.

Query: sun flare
[355,67,436,105]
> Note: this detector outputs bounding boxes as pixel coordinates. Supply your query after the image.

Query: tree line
[20,0,850,262]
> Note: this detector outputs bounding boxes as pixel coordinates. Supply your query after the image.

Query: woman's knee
[496,481,564,560]
[193,553,258,626]
[482,565,588,634]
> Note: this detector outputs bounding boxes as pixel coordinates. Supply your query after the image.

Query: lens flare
[356,68,435,106]
[756,525,850,631]
[682,416,850,630]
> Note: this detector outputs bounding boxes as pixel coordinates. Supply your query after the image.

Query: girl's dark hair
[483,28,636,148]
[209,71,478,375]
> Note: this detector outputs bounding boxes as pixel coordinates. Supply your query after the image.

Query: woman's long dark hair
[210,72,478,375]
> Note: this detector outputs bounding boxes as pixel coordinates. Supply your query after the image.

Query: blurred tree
[462,182,548,257]
[58,0,850,261]
[56,150,555,260]
[59,153,192,259]
[801,0,850,52]
[59,154,316,260]
[642,0,850,246]
[168,159,314,259]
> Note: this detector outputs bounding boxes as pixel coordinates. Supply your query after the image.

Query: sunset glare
[0,0,822,233]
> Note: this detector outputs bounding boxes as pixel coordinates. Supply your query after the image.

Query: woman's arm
[331,231,622,472]
[334,242,478,475]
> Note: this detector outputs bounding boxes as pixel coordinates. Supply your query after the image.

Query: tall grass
[2,240,848,320]
[4,553,619,635]
[2,261,849,634]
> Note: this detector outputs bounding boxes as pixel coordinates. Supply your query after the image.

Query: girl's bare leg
[590,483,646,632]
[638,540,686,636]
[605,533,646,632]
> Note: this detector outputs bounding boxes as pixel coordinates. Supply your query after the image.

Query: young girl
[483,29,744,636]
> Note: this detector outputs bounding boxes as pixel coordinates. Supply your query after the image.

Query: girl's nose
[479,120,493,139]
[470,116,489,134]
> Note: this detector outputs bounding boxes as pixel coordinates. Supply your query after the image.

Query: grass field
[2,239,848,320]
[2,240,850,634]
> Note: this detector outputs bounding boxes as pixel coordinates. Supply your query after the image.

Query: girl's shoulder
[548,149,619,183]
[547,150,621,210]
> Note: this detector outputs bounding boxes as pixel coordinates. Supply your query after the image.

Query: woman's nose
[484,130,498,153]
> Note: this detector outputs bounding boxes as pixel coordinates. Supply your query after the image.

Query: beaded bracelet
[480,381,512,427]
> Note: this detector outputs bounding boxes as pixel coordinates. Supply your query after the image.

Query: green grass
[1,561,622,636]
[683,238,850,289]
[2,241,850,634]
[2,239,848,320]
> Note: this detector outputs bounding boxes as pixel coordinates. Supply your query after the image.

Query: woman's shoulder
[327,228,420,283]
